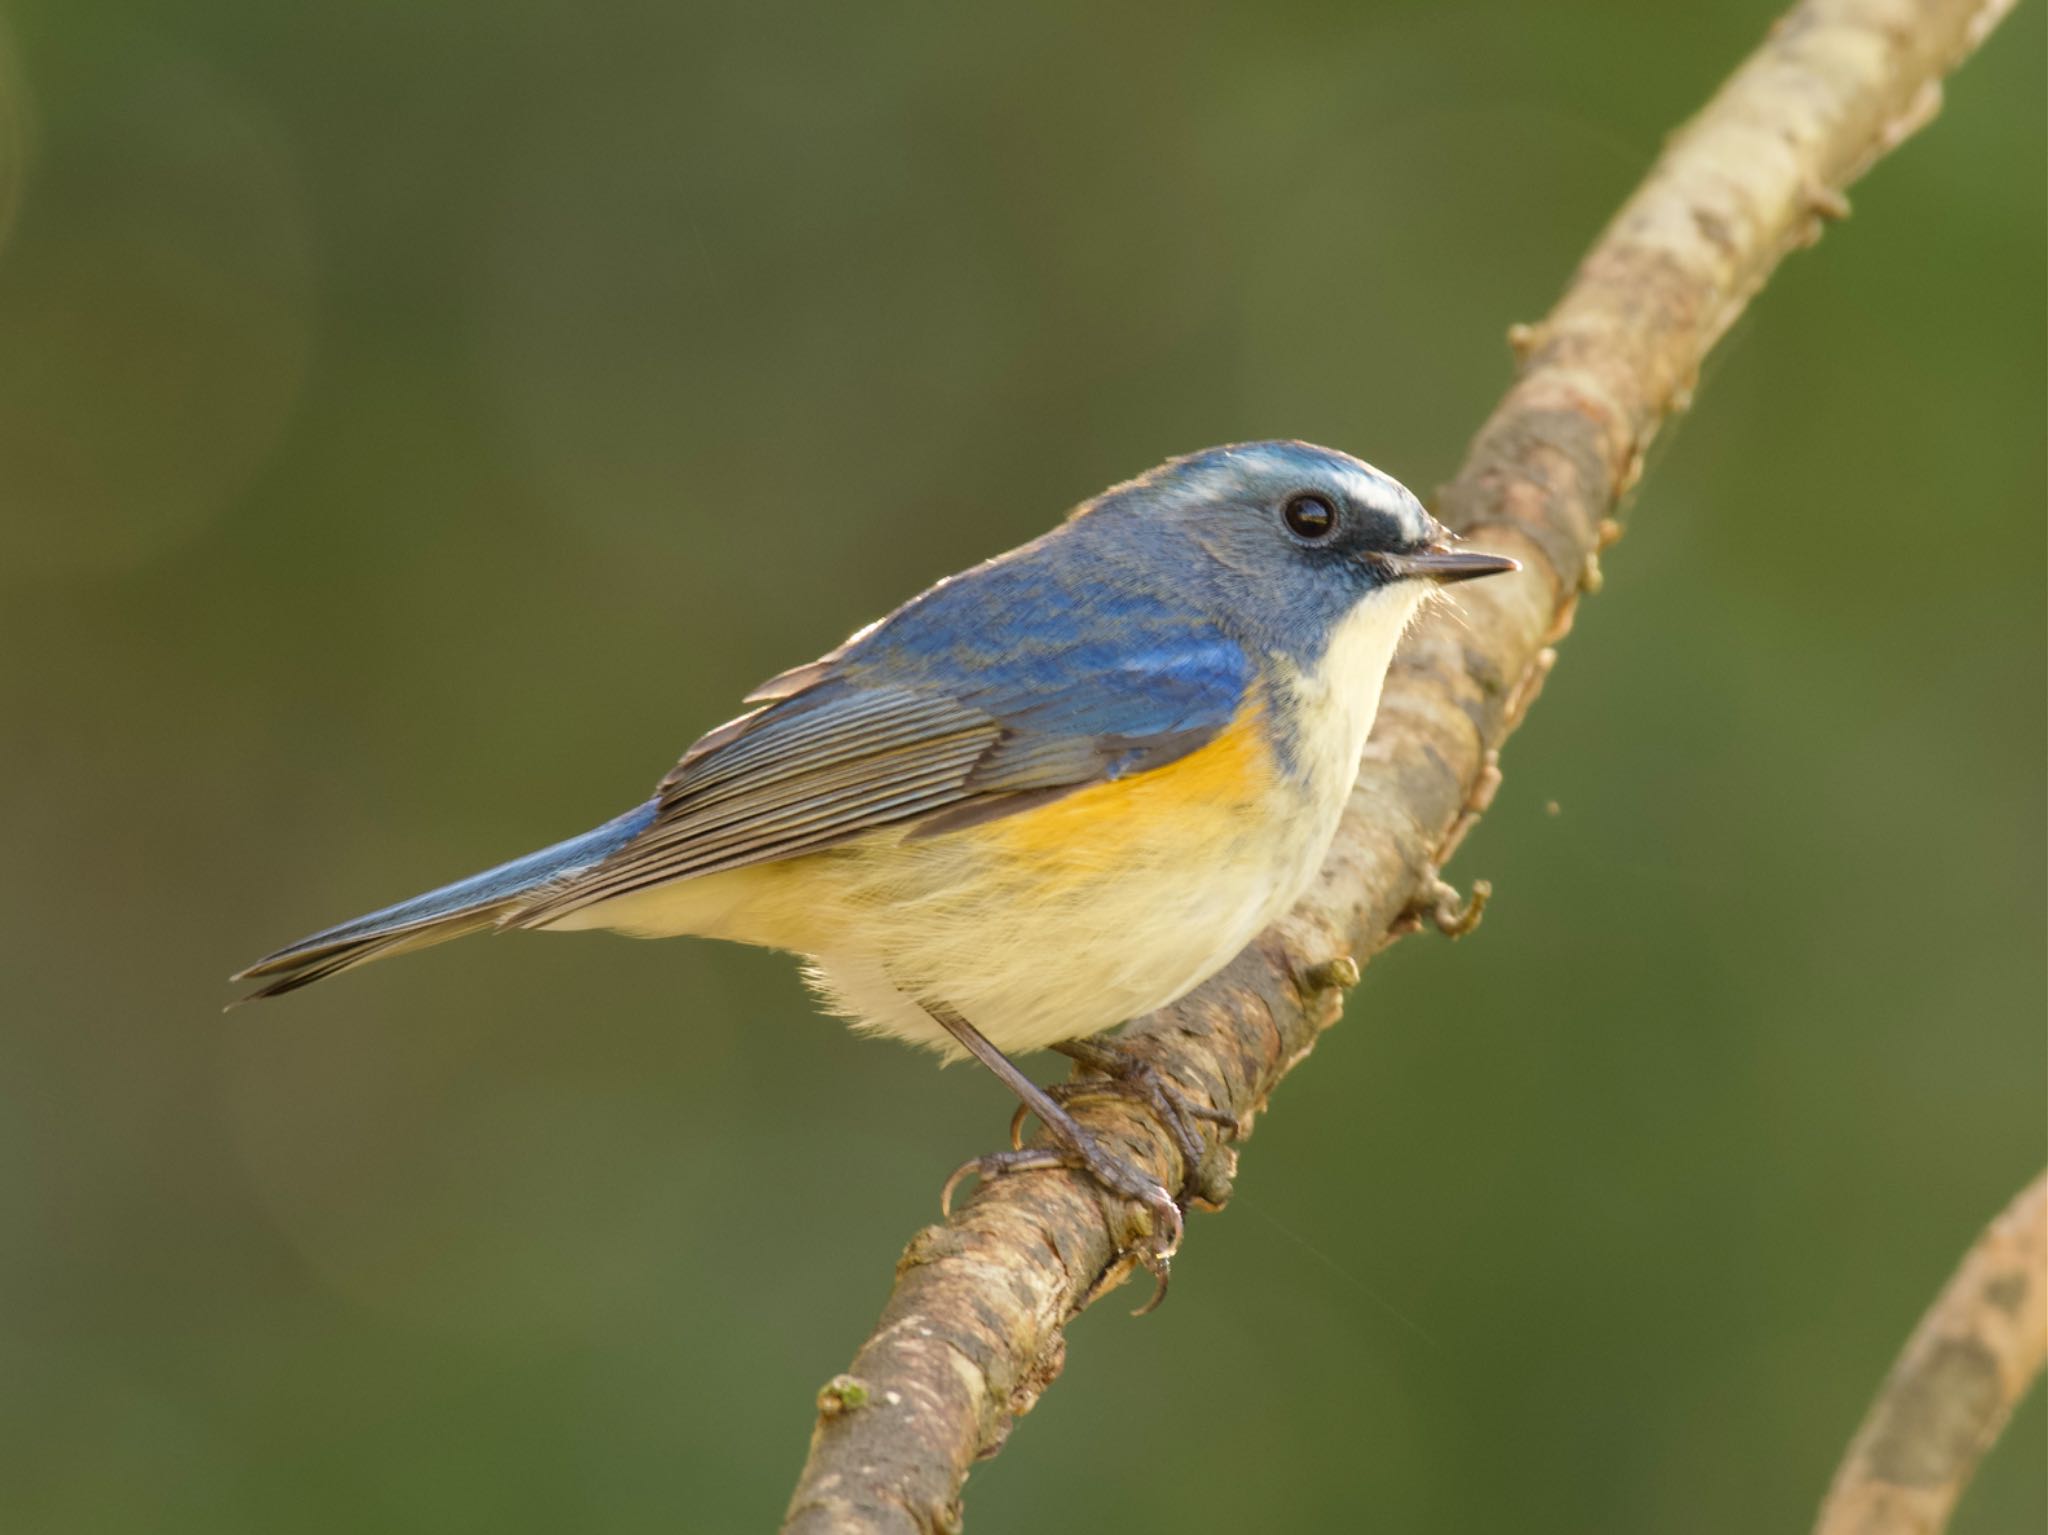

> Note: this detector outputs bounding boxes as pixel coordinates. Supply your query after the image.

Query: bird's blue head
[1070,440,1516,668]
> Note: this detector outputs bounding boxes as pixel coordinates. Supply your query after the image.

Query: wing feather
[510,625,1255,927]
[666,689,981,800]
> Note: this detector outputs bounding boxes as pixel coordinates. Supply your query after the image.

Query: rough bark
[782,2,2025,1529]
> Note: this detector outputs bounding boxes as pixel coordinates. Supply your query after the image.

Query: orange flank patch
[984,701,1271,873]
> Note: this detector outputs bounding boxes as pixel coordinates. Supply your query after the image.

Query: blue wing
[513,560,1253,923]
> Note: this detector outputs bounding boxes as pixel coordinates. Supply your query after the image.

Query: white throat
[1287,584,1432,790]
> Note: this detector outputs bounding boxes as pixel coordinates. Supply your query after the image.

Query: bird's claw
[938,1138,1184,1315]
[1015,1036,1240,1204]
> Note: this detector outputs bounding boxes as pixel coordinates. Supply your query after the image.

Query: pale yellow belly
[564,708,1350,1057]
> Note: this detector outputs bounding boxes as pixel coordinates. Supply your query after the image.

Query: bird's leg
[1013,1035,1242,1199]
[925,1001,1182,1307]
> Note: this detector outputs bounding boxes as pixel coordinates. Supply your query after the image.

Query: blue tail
[231,800,658,1002]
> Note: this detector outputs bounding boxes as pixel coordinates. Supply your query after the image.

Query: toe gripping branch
[940,1028,1243,1316]
[1018,1037,1242,1202]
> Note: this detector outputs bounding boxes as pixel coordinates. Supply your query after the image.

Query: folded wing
[509,629,1253,925]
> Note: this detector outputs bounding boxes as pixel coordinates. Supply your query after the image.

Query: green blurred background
[0,1,2040,1530]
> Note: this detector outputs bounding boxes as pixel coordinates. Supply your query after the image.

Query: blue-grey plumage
[231,802,657,999]
[233,441,1517,1046]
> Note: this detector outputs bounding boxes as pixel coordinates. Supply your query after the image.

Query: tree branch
[782,2,2022,1529]
[1813,1171,2047,1535]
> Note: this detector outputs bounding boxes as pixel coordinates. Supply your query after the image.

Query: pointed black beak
[1384,544,1520,584]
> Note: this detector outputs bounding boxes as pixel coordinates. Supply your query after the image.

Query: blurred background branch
[782,0,2024,1529]
[1815,1170,2047,1535]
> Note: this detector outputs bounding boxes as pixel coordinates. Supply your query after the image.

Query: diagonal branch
[782,2,2022,1530]
[1813,1171,2047,1535]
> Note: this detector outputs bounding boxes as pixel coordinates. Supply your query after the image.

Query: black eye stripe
[1282,493,1338,541]
[1353,507,1411,549]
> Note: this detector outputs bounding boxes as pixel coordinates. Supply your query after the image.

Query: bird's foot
[941,1128,1184,1315]
[1013,1035,1242,1204]
[921,1003,1201,1313]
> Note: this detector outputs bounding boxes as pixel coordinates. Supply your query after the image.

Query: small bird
[235,441,1514,1261]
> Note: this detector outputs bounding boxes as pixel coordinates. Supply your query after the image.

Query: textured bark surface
[1813,1172,2047,1535]
[782,2,2023,1529]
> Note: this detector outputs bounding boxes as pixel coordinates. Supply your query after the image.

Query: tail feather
[231,800,657,1003]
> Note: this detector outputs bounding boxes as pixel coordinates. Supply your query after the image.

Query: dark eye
[1282,492,1338,541]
